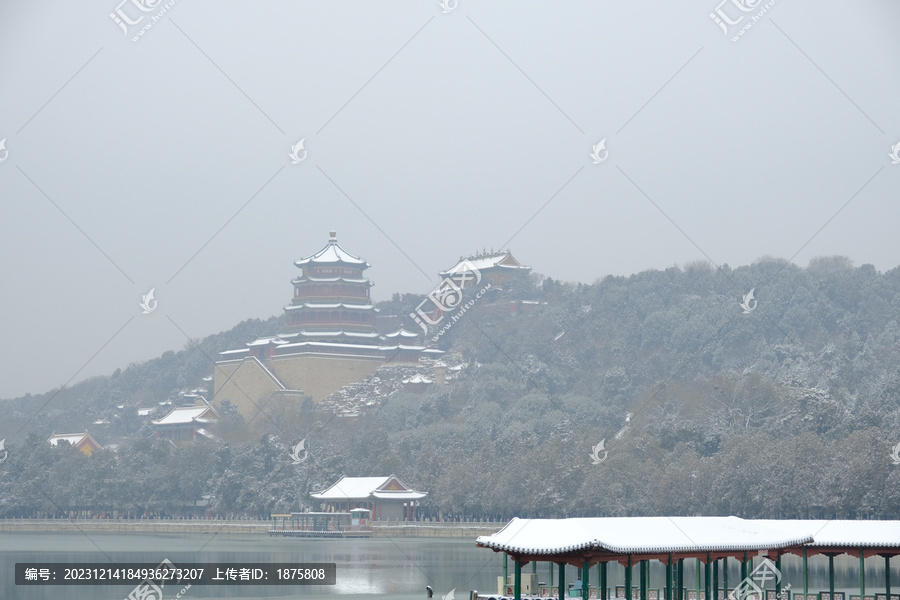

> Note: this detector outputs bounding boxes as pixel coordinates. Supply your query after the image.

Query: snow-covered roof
[297,330,380,339]
[372,491,427,500]
[152,405,218,426]
[48,432,97,447]
[754,520,900,548]
[284,302,374,311]
[219,348,250,356]
[380,344,428,351]
[403,374,433,384]
[384,329,420,338]
[195,428,216,440]
[476,517,815,555]
[294,231,369,268]
[247,336,286,347]
[292,275,370,284]
[310,475,426,501]
[439,251,530,277]
[276,341,384,351]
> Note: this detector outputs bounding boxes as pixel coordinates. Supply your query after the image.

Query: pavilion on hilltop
[439,250,531,289]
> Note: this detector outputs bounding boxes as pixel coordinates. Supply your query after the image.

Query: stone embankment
[0,519,505,537]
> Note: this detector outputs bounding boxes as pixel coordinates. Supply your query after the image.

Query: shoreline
[0,519,503,538]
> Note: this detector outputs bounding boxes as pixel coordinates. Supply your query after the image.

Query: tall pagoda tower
[283,231,379,344]
[213,231,443,417]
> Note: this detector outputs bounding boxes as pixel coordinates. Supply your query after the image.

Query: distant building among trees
[151,399,219,442]
[47,431,102,456]
[310,475,426,521]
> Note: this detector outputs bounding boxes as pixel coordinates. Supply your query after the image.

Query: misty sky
[1,1,898,399]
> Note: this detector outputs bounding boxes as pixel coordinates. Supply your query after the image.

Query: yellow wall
[214,353,383,418]
[267,354,382,402]
[213,360,283,418]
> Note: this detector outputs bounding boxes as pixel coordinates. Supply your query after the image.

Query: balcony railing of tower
[290,311,375,325]
[294,285,369,298]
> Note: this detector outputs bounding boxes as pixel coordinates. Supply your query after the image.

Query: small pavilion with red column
[310,475,426,521]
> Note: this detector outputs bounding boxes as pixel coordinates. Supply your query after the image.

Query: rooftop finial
[329,230,337,241]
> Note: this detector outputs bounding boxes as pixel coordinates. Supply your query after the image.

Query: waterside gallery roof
[476,516,900,558]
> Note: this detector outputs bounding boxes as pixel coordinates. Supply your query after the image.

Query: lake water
[1,532,898,600]
[0,532,505,600]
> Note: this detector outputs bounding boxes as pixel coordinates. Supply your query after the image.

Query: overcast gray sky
[1,0,898,399]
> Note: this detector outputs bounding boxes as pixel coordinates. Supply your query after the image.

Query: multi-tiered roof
[284,230,378,344]
[217,232,440,364]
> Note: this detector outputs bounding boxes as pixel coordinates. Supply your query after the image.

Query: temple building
[48,431,103,456]
[439,250,531,289]
[310,475,426,521]
[151,400,219,442]
[213,232,441,417]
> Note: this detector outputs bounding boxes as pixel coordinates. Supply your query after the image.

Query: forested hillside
[2,256,900,520]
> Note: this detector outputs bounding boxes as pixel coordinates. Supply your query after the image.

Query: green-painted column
[597,563,602,600]
[641,560,648,600]
[535,561,539,575]
[601,562,608,600]
[559,563,566,600]
[667,556,673,600]
[504,554,508,587]
[515,560,522,600]
[859,551,865,599]
[829,555,835,598]
[705,555,712,600]
[626,556,633,600]
[741,553,748,588]
[723,558,728,600]
[697,559,702,600]
[677,560,684,600]
[551,562,554,592]
[713,559,719,600]
[885,555,891,600]
[584,560,591,600]
[802,549,808,598]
